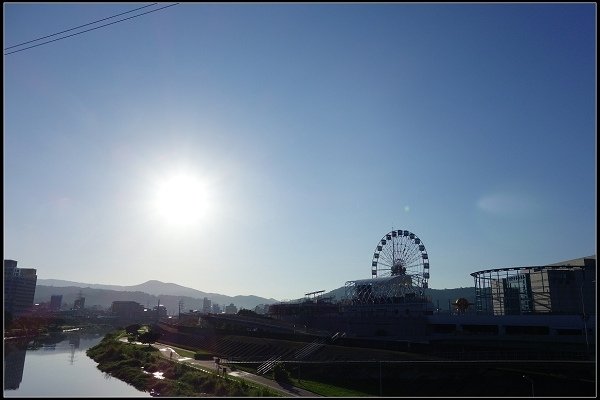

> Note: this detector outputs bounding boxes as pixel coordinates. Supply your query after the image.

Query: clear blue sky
[4,3,596,300]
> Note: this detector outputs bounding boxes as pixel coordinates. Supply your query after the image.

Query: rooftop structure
[471,256,595,316]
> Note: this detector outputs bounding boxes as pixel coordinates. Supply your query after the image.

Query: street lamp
[379,361,382,396]
[522,375,534,397]
[580,284,589,355]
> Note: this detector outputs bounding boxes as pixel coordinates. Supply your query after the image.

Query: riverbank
[5,333,150,397]
[86,331,282,397]
[4,322,116,340]
[147,341,321,397]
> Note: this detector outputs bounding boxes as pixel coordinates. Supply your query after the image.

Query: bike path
[153,342,321,397]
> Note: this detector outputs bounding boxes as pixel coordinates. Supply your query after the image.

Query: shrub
[180,371,203,387]
[200,377,216,392]
[138,330,161,347]
[194,352,213,360]
[125,324,141,335]
[228,380,249,396]
[273,363,292,383]
[149,380,170,396]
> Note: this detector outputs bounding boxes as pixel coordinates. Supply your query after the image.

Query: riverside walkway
[152,341,321,397]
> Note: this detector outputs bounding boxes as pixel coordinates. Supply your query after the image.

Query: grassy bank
[86,331,281,397]
[290,378,371,397]
[156,328,595,397]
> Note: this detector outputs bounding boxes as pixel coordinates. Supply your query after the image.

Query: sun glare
[153,171,210,226]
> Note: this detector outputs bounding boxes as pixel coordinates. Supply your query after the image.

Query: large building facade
[50,294,63,311]
[4,259,38,317]
[472,256,596,316]
[111,301,145,319]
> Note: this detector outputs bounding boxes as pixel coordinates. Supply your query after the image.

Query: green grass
[181,361,283,396]
[230,363,370,397]
[156,342,213,360]
[290,378,371,397]
[158,341,213,357]
[87,330,282,397]
[173,348,195,358]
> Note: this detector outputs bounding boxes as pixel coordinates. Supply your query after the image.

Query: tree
[237,308,258,317]
[125,324,141,335]
[138,330,161,348]
[273,363,292,383]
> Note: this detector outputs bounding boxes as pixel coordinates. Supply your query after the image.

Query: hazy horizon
[4,3,596,300]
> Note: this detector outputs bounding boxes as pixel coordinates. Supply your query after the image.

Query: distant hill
[35,278,476,315]
[35,279,279,313]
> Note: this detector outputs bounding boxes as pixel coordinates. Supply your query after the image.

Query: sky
[3,3,597,301]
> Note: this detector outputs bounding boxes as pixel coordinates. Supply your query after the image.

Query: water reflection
[4,340,27,390]
[68,334,80,365]
[69,334,80,348]
[3,331,149,397]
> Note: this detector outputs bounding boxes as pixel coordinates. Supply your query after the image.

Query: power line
[4,3,180,56]
[4,3,159,51]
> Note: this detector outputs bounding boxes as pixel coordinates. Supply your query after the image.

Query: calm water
[4,332,150,397]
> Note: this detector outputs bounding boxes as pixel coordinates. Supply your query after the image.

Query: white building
[225,303,237,314]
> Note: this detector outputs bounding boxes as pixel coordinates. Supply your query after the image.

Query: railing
[256,355,283,375]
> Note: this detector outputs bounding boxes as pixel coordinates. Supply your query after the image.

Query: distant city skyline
[4,3,596,300]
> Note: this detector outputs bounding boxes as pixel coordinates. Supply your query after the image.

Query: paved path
[150,341,321,397]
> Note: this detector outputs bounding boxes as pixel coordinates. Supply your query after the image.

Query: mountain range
[35,279,279,313]
[35,279,475,315]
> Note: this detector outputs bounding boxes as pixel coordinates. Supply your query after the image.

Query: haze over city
[4,3,596,301]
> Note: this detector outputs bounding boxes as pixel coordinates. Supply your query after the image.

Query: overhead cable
[4,3,159,51]
[4,3,179,56]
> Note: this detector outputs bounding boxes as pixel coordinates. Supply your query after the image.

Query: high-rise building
[4,259,38,317]
[50,294,63,311]
[73,290,85,310]
[202,297,212,314]
[73,297,85,310]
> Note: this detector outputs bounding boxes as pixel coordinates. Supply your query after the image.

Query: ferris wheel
[371,229,430,290]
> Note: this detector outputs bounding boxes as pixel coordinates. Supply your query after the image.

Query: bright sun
[153,171,210,226]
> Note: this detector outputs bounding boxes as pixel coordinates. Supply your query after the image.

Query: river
[3,331,150,397]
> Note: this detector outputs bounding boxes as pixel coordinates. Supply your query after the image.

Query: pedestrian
[170,351,173,359]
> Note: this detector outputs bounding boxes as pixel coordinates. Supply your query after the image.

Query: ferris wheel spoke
[406,247,421,267]
[401,236,412,260]
[383,239,394,259]
[401,236,410,267]
[393,237,403,262]
[381,242,395,265]
[409,239,423,261]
